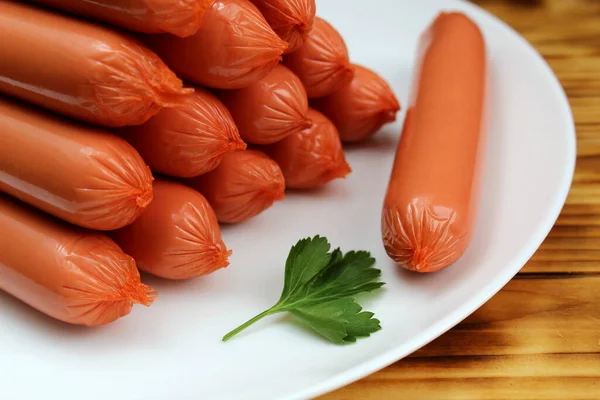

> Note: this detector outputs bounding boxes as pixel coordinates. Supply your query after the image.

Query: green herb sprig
[223,236,385,344]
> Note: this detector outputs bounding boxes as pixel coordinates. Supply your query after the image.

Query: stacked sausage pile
[0,0,399,326]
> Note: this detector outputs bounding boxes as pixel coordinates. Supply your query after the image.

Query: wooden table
[321,0,600,398]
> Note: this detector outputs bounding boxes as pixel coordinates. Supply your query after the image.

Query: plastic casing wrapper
[0,194,156,326]
[146,0,288,90]
[0,1,191,128]
[25,0,214,37]
[382,13,487,273]
[250,0,316,53]
[284,17,354,98]
[185,150,285,224]
[312,64,400,142]
[0,97,154,231]
[265,109,351,189]
[119,88,246,178]
[218,64,311,145]
[111,179,231,280]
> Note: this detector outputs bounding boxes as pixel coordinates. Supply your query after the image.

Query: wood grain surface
[320,0,600,398]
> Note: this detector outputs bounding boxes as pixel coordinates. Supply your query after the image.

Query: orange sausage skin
[217,64,311,145]
[382,13,487,273]
[25,0,213,37]
[0,194,156,326]
[312,64,400,142]
[249,0,316,53]
[111,179,231,280]
[185,150,285,224]
[0,97,153,231]
[265,108,351,189]
[284,17,354,98]
[0,1,190,128]
[146,0,288,90]
[118,88,246,178]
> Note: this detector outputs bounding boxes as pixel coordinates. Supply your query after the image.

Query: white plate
[0,0,576,399]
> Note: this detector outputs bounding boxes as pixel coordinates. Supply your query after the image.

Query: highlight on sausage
[0,96,153,231]
[185,150,285,224]
[146,0,288,90]
[111,179,231,280]
[25,0,214,37]
[0,194,156,326]
[312,64,400,142]
[284,17,354,98]
[264,108,351,189]
[382,12,487,273]
[0,0,191,127]
[118,88,246,179]
[217,64,311,145]
[250,0,316,53]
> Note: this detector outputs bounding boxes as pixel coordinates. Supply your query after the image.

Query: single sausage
[264,109,351,189]
[146,0,288,90]
[312,64,400,143]
[25,0,214,37]
[0,0,191,128]
[381,12,487,273]
[249,0,316,53]
[0,194,156,326]
[0,97,153,231]
[185,150,285,223]
[111,179,231,280]
[117,88,247,179]
[217,64,311,145]
[284,17,354,98]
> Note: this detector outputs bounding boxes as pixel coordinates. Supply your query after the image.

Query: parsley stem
[222,308,278,342]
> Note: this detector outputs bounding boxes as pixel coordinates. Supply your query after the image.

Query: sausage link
[382,13,487,272]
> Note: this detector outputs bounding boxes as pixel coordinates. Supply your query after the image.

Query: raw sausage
[118,88,246,178]
[265,109,351,189]
[0,194,156,326]
[218,64,311,145]
[0,0,191,127]
[284,17,354,98]
[312,64,400,142]
[185,150,285,223]
[381,12,487,273]
[111,179,231,280]
[146,0,288,90]
[249,0,316,53]
[0,97,153,231]
[25,0,213,37]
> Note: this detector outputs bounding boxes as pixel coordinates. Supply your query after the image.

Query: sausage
[249,0,316,53]
[118,88,247,178]
[312,64,400,143]
[0,194,156,326]
[0,0,191,128]
[264,109,351,189]
[381,12,487,273]
[146,0,288,90]
[185,150,285,223]
[25,0,213,37]
[0,97,153,231]
[284,17,354,98]
[217,64,311,145]
[111,179,231,280]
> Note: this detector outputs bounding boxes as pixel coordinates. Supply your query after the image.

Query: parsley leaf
[292,298,381,343]
[222,236,385,343]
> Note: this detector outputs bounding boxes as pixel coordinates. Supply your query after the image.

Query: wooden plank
[321,354,600,400]
[572,157,600,184]
[411,276,600,357]
[522,260,600,273]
